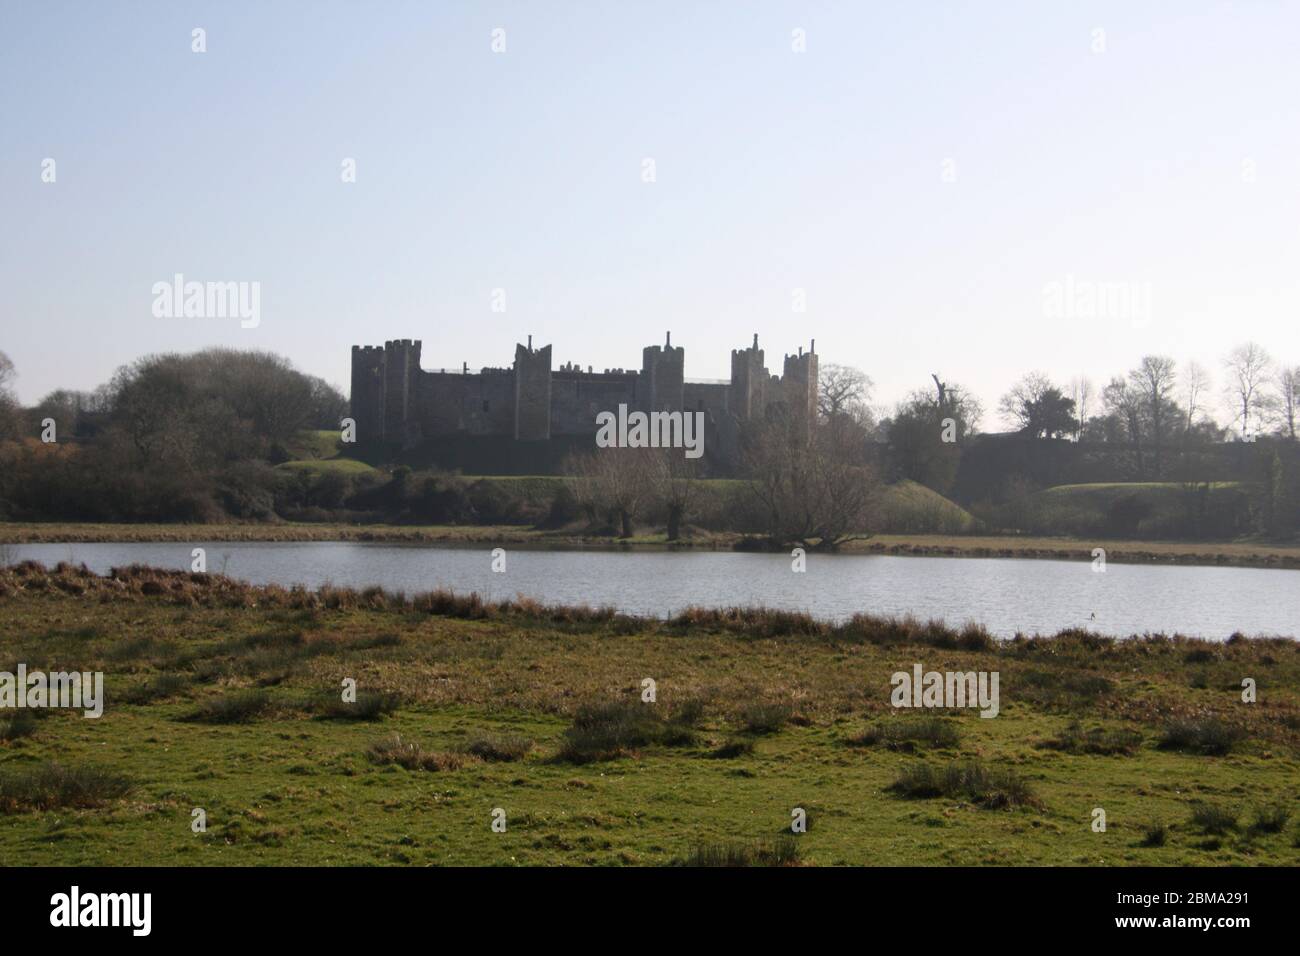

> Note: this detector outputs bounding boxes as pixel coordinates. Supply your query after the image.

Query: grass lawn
[275,459,380,478]
[283,430,347,461]
[0,563,1296,866]
[843,533,1300,567]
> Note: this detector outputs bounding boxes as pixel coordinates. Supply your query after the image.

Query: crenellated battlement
[642,331,685,413]
[349,330,818,450]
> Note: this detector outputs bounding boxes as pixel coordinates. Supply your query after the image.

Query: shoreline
[1,561,1297,643]
[3,560,1297,646]
[2,522,1299,569]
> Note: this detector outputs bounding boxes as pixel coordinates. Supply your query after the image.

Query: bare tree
[999,371,1075,438]
[1181,361,1212,434]
[1276,365,1299,440]
[1068,376,1093,440]
[928,374,983,434]
[644,447,698,541]
[1102,376,1145,476]
[1129,355,1177,475]
[0,351,16,440]
[1223,342,1273,440]
[565,448,650,539]
[744,408,879,550]
[998,371,1053,431]
[818,364,873,426]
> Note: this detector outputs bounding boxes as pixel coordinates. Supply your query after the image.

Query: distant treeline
[0,349,345,522]
[1,346,1297,542]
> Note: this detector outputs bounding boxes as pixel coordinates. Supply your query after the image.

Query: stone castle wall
[349,332,818,454]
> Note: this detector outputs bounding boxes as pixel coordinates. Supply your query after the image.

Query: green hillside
[1020,481,1253,539]
[875,480,978,534]
[275,459,380,478]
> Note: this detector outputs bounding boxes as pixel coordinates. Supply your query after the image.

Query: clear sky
[3,1,1298,424]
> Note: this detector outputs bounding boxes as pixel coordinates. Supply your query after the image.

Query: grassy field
[270,464,975,534]
[1017,481,1253,540]
[0,563,1296,866]
[845,534,1300,567]
[283,430,349,461]
[275,459,380,478]
[0,521,737,548]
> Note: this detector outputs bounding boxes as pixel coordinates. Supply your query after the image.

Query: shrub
[670,696,708,728]
[851,717,959,750]
[461,735,532,762]
[314,690,401,721]
[1140,823,1168,847]
[557,701,665,763]
[182,689,273,724]
[118,673,189,705]
[1041,721,1142,756]
[411,590,490,620]
[556,699,694,764]
[0,712,38,742]
[888,761,1039,809]
[1249,803,1291,835]
[0,763,132,812]
[538,484,580,529]
[1189,802,1237,835]
[368,735,467,772]
[739,701,793,735]
[188,659,229,684]
[1157,718,1245,756]
[680,837,801,867]
[1107,493,1154,537]
[669,606,825,640]
[709,738,755,759]
[468,480,532,525]
[1014,668,1114,711]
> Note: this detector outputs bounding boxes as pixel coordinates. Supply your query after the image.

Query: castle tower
[782,340,819,443]
[350,345,387,443]
[382,339,422,444]
[641,331,685,412]
[513,337,552,440]
[729,333,766,421]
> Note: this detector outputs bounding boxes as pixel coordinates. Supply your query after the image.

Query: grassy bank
[0,563,1296,865]
[1008,482,1253,541]
[2,522,1299,569]
[847,534,1300,568]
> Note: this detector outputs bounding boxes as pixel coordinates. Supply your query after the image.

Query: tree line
[1,342,1296,542]
[0,348,345,521]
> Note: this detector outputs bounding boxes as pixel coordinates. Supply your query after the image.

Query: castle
[350,333,818,468]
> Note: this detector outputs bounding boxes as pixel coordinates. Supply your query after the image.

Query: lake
[8,541,1298,640]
